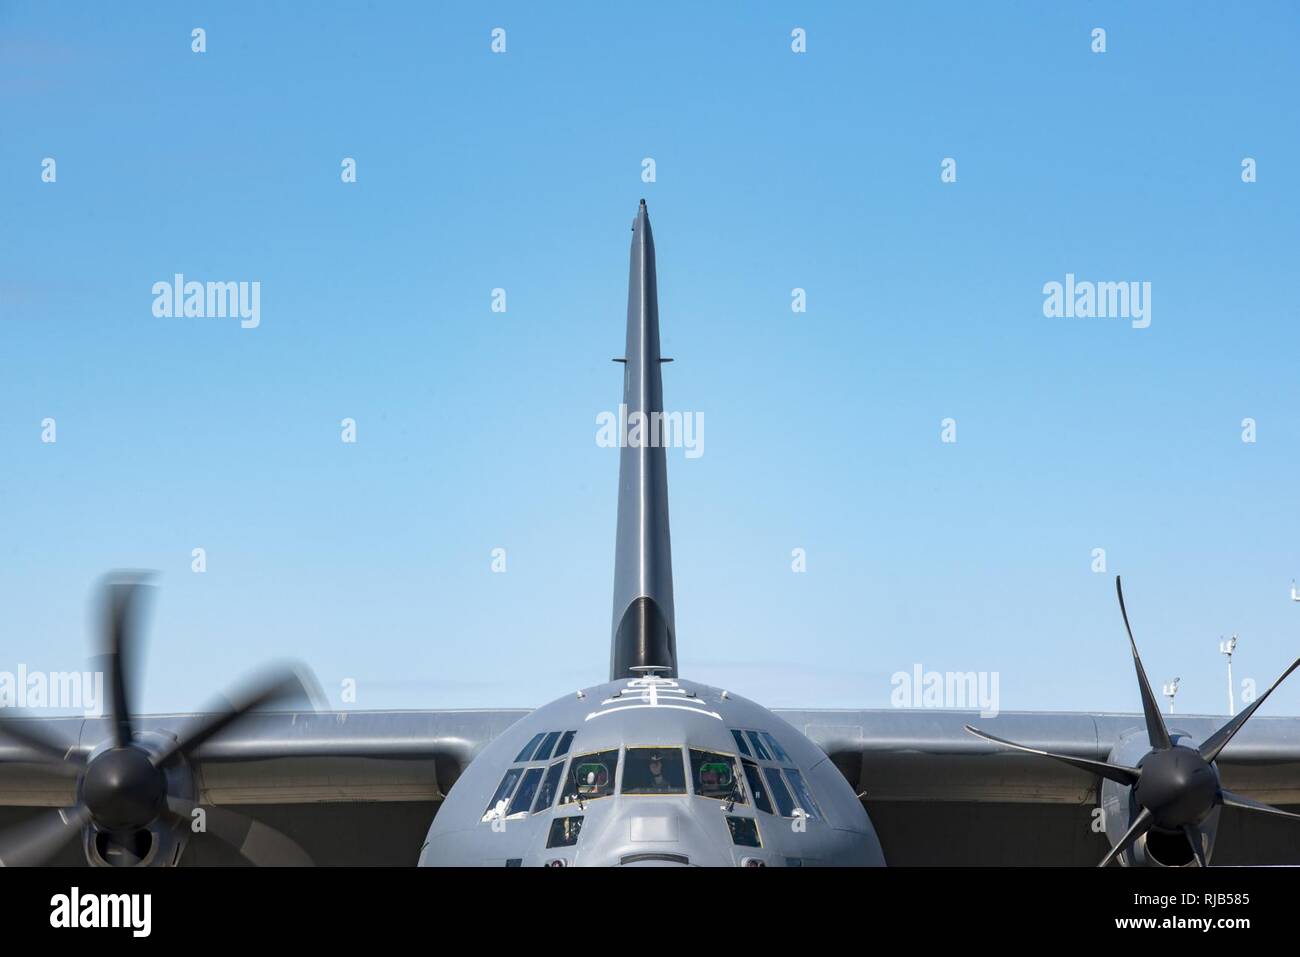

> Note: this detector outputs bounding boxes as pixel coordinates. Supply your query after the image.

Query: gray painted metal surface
[418,675,884,866]
[609,201,677,680]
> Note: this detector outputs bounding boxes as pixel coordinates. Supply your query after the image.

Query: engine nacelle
[79,730,197,867]
[1099,728,1221,866]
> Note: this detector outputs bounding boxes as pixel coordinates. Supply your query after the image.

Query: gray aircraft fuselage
[418,674,885,866]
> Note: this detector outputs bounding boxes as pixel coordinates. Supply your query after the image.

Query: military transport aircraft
[4,201,1300,867]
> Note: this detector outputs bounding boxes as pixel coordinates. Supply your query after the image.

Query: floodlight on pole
[1219,634,1238,716]
[1162,677,1180,714]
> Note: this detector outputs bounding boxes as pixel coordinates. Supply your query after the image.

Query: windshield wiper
[724,777,742,813]
[569,766,586,811]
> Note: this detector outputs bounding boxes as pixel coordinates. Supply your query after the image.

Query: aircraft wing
[8,706,1300,865]
[773,708,1300,865]
[0,709,528,866]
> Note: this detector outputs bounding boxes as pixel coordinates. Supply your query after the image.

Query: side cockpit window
[561,749,619,803]
[742,759,773,815]
[762,767,796,817]
[622,748,686,794]
[690,749,744,803]
[760,732,791,763]
[745,731,772,761]
[514,733,546,763]
[533,731,562,762]
[482,768,524,821]
[507,767,544,816]
[554,730,576,758]
[513,729,577,767]
[783,768,822,821]
[534,761,566,813]
[730,730,752,757]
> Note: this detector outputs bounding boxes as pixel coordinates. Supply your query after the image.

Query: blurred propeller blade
[1115,577,1172,750]
[1099,806,1153,868]
[165,797,312,866]
[1199,657,1300,764]
[101,576,154,749]
[1184,825,1208,867]
[0,805,91,867]
[0,713,84,768]
[1220,789,1300,822]
[152,665,316,767]
[964,725,1140,786]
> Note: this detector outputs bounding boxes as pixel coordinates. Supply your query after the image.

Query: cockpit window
[554,730,576,758]
[726,816,761,848]
[762,767,797,817]
[534,760,566,813]
[741,759,773,815]
[622,747,687,794]
[482,767,524,821]
[730,730,752,757]
[514,732,546,763]
[760,732,791,763]
[783,768,822,821]
[547,815,583,848]
[561,749,619,803]
[508,767,544,816]
[533,731,561,762]
[690,749,744,803]
[745,731,772,761]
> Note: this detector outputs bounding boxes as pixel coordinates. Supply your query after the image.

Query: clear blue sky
[3,3,1299,718]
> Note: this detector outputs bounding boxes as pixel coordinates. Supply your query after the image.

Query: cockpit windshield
[560,749,619,803]
[690,749,745,803]
[622,747,687,794]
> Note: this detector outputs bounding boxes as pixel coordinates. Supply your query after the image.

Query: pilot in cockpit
[646,752,669,790]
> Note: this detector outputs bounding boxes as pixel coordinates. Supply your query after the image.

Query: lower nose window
[547,816,583,848]
[726,816,761,848]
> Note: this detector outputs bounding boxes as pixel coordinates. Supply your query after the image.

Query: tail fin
[609,200,677,680]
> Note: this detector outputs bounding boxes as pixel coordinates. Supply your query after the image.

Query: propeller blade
[1199,657,1300,764]
[1098,806,1153,867]
[165,797,312,866]
[0,804,91,867]
[1115,577,1172,750]
[101,576,154,749]
[964,725,1140,786]
[1184,825,1208,867]
[1220,789,1300,822]
[0,713,84,768]
[152,665,316,767]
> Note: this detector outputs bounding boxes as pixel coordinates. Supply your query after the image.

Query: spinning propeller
[0,575,316,866]
[967,576,1300,867]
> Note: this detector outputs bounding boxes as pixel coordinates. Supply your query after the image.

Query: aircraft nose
[590,802,732,867]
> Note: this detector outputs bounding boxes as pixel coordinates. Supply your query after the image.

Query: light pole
[1220,634,1238,717]
[1162,677,1180,714]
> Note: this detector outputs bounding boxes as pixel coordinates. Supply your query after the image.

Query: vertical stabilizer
[610,200,677,679]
